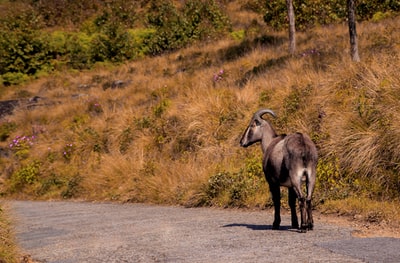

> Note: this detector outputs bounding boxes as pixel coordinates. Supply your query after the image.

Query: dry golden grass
[0,203,19,263]
[0,11,399,230]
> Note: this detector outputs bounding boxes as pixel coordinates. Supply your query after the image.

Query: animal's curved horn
[254,109,277,120]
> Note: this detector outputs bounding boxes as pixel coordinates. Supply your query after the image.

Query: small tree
[347,0,360,62]
[286,0,296,55]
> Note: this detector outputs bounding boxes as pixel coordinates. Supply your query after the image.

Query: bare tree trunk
[286,0,296,55]
[347,0,360,62]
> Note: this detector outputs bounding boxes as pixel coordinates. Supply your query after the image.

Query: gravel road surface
[8,201,400,262]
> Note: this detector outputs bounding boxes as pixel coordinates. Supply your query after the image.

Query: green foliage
[37,173,65,196]
[0,122,16,141]
[151,86,171,118]
[200,154,265,207]
[0,0,231,80]
[61,174,82,199]
[1,72,30,86]
[134,116,152,130]
[316,156,350,201]
[65,32,93,70]
[119,127,134,154]
[230,30,245,41]
[153,99,171,118]
[127,28,156,58]
[10,160,41,191]
[145,0,230,54]
[371,11,392,22]
[357,0,400,20]
[9,135,36,159]
[0,7,53,79]
[263,0,399,30]
[78,127,108,154]
[90,27,136,63]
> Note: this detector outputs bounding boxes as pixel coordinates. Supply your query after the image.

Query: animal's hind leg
[291,176,307,232]
[298,197,307,233]
[306,199,313,230]
[288,188,299,229]
[270,185,281,230]
[306,170,315,230]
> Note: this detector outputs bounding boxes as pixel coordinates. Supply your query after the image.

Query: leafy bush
[145,0,230,54]
[10,161,41,191]
[61,174,82,199]
[1,72,30,86]
[37,173,65,196]
[127,28,156,58]
[65,32,94,70]
[0,17,52,80]
[200,154,265,207]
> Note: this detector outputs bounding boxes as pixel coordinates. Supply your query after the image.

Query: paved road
[8,201,400,262]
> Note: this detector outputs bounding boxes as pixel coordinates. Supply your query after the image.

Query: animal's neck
[260,127,277,153]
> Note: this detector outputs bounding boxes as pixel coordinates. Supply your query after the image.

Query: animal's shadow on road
[223,223,299,232]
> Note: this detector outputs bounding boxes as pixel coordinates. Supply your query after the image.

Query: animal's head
[240,109,277,147]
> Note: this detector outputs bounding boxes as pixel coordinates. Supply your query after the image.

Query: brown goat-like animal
[240,109,318,232]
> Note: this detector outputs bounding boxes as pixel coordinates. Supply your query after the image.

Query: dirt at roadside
[313,211,400,238]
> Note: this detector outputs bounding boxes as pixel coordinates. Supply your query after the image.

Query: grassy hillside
[0,1,399,230]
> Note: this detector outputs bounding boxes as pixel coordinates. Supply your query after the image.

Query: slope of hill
[0,2,399,229]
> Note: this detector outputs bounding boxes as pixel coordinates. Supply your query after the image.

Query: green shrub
[61,174,82,199]
[1,72,30,86]
[90,27,136,63]
[371,11,391,22]
[10,161,41,191]
[230,30,245,41]
[0,9,53,77]
[66,32,93,70]
[127,28,156,57]
[37,173,65,196]
[201,154,265,207]
[145,0,230,54]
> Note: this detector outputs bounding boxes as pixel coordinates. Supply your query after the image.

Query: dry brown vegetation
[0,2,399,238]
[0,203,19,263]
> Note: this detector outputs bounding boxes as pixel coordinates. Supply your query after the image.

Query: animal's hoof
[291,223,299,229]
[272,224,280,230]
[300,224,308,233]
[308,223,314,231]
